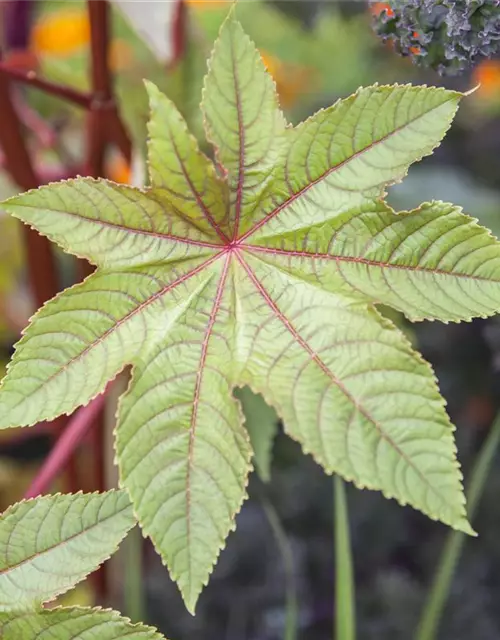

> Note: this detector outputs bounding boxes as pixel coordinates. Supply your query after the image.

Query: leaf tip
[217,1,242,34]
[456,518,477,537]
[143,79,164,109]
[181,585,201,617]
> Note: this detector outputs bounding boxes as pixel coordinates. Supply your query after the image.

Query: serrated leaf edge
[239,83,464,243]
[0,605,167,639]
[237,303,474,536]
[113,361,254,615]
[0,490,136,610]
[200,7,288,185]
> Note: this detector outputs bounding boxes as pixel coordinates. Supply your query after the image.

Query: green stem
[334,476,355,640]
[262,498,298,640]
[123,525,144,624]
[415,413,500,640]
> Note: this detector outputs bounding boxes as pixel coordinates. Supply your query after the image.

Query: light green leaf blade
[239,84,462,243]
[202,11,286,239]
[234,386,279,482]
[235,253,473,535]
[1,178,221,269]
[0,607,166,639]
[0,17,493,616]
[245,200,500,322]
[146,81,230,241]
[0,491,135,610]
[0,256,217,428]
[116,256,252,614]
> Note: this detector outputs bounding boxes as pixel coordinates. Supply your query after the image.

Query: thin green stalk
[262,498,298,640]
[334,475,355,640]
[123,525,144,624]
[415,413,500,640]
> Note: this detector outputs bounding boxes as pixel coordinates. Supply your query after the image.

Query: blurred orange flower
[370,2,395,18]
[109,39,134,72]
[31,8,90,56]
[107,154,131,185]
[31,8,133,73]
[260,51,314,109]
[473,60,500,98]
[186,0,230,8]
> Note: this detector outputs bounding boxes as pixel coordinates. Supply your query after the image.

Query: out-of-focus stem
[262,497,298,640]
[415,413,500,640]
[0,71,59,307]
[24,392,108,499]
[334,476,355,640]
[0,64,93,108]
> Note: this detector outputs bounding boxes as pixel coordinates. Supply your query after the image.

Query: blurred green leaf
[235,386,279,483]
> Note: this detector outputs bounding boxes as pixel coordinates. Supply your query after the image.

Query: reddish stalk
[24,393,108,499]
[0,73,59,305]
[86,0,132,599]
[171,0,187,66]
[87,0,131,172]
[1,0,132,602]
[3,0,33,50]
[0,2,82,492]
[88,0,112,179]
[12,89,57,147]
[0,64,93,108]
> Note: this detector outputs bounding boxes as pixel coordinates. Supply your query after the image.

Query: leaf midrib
[236,252,453,506]
[238,93,457,243]
[9,202,222,250]
[0,500,132,580]
[229,25,246,241]
[163,123,230,245]
[244,244,500,283]
[185,254,231,600]
[9,253,223,413]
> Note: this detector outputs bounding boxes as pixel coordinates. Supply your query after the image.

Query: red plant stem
[0,55,77,490]
[89,0,112,102]
[86,0,128,599]
[12,89,57,147]
[88,0,111,179]
[87,0,131,172]
[0,64,93,108]
[3,0,33,50]
[0,71,59,307]
[171,0,187,66]
[1,0,133,601]
[24,393,108,499]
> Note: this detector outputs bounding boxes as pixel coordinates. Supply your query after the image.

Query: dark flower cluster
[373,0,500,75]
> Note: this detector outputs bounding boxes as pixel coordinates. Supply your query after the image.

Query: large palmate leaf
[0,607,166,639]
[3,10,500,612]
[0,491,134,610]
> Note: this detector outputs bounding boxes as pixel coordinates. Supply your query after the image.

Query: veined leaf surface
[2,10,500,612]
[0,607,166,639]
[0,491,135,610]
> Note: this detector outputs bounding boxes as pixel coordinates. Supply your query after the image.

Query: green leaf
[0,607,166,639]
[202,11,286,238]
[0,491,135,610]
[243,83,462,242]
[3,10,499,612]
[249,200,500,322]
[235,386,279,482]
[146,81,230,240]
